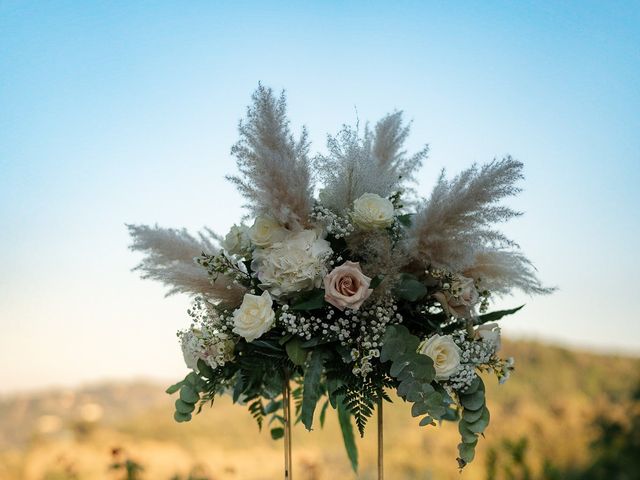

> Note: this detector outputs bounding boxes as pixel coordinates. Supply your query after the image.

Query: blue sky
[1,1,639,392]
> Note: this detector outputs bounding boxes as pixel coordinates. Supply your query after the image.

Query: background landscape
[2,339,639,479]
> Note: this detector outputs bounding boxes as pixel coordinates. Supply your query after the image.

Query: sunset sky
[1,1,639,392]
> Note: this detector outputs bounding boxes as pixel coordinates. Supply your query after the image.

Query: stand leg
[377,397,384,480]
[283,369,293,479]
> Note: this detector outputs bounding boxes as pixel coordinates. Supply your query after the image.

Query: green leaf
[301,350,326,430]
[285,337,309,366]
[173,411,192,423]
[458,442,476,463]
[393,274,427,301]
[319,399,330,427]
[380,336,405,362]
[179,385,199,404]
[458,422,478,444]
[232,373,245,403]
[291,289,326,311]
[460,390,485,411]
[264,400,282,415]
[477,305,524,324]
[370,275,384,289]
[462,405,485,423]
[196,359,214,378]
[466,407,490,433]
[411,402,429,417]
[175,399,195,414]
[165,381,183,395]
[390,353,413,377]
[337,397,358,472]
[419,415,435,427]
[270,427,284,440]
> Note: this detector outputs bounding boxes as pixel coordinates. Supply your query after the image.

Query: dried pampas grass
[127,224,246,306]
[409,157,524,272]
[227,85,314,230]
[464,249,555,296]
[315,112,428,213]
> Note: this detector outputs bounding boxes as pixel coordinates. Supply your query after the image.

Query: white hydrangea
[252,229,332,298]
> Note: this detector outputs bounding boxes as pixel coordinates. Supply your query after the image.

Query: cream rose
[252,230,332,298]
[433,276,479,319]
[232,291,276,342]
[474,322,501,351]
[249,216,288,247]
[418,334,462,380]
[323,261,373,311]
[222,224,251,256]
[351,193,395,230]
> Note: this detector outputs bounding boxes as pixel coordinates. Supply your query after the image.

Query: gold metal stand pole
[283,368,293,479]
[377,397,384,480]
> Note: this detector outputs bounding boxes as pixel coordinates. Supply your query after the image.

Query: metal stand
[377,397,384,480]
[283,369,293,479]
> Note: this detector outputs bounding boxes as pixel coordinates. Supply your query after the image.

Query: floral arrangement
[128,85,551,471]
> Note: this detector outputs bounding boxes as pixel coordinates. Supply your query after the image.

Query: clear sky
[1,1,639,393]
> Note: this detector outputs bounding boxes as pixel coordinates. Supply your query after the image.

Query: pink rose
[323,261,373,311]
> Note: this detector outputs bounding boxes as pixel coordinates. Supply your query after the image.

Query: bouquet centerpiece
[129,85,552,476]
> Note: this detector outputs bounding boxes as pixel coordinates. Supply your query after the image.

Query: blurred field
[1,339,638,480]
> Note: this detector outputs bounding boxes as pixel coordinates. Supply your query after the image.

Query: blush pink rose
[323,261,373,311]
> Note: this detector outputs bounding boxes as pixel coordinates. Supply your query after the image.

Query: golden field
[1,339,638,480]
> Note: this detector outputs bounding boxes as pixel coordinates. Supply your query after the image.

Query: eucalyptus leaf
[165,381,183,395]
[419,415,435,427]
[175,399,195,414]
[466,407,490,433]
[462,406,485,423]
[173,411,192,423]
[458,442,476,463]
[394,274,428,301]
[285,337,308,366]
[196,359,214,378]
[460,390,485,411]
[179,385,199,404]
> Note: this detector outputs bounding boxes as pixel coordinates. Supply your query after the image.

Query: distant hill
[1,339,638,480]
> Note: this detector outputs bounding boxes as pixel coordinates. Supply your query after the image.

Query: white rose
[249,216,288,247]
[351,193,395,230]
[222,224,251,256]
[252,230,332,298]
[232,291,276,342]
[418,334,462,380]
[474,323,501,351]
[433,275,479,319]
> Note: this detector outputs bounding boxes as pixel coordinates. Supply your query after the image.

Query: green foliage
[457,376,490,469]
[337,396,359,472]
[477,305,524,324]
[381,325,451,431]
[285,337,309,366]
[290,289,326,311]
[393,273,428,301]
[301,350,328,430]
